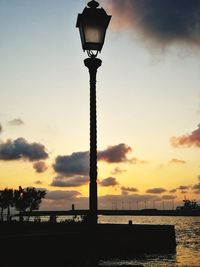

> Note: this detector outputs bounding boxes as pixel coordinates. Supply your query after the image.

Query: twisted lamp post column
[84,57,102,225]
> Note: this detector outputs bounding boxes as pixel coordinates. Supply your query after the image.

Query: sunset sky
[0,0,200,210]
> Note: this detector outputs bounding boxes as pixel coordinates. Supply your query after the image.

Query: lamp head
[76,0,111,56]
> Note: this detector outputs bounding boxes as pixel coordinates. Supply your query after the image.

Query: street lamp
[76,0,111,225]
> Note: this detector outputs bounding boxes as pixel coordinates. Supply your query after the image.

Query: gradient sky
[0,0,200,210]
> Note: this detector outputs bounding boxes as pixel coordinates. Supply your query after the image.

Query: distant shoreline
[10,209,200,219]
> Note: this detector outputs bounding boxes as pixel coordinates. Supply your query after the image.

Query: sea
[97,216,200,267]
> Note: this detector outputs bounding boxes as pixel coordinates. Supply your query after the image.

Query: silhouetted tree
[0,188,13,221]
[0,190,6,221]
[13,186,29,221]
[26,187,46,221]
[13,186,46,221]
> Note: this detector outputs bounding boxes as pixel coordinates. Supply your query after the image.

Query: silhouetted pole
[84,57,102,225]
[76,0,111,227]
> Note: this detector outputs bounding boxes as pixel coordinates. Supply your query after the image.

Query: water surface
[98,216,200,267]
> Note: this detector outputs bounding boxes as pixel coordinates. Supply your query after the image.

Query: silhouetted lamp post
[76,0,111,225]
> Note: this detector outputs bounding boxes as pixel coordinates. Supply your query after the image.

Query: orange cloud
[171,124,200,148]
[98,143,132,163]
[169,158,186,164]
[121,186,138,195]
[111,167,127,175]
[99,177,119,187]
[146,187,166,194]
[33,161,48,173]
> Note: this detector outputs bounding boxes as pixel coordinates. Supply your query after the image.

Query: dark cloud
[8,118,24,126]
[0,138,48,161]
[162,195,177,200]
[171,124,200,148]
[192,182,200,194]
[98,143,132,163]
[177,185,190,190]
[169,158,186,164]
[193,183,200,190]
[121,186,138,195]
[0,124,2,133]
[51,176,89,187]
[53,143,132,177]
[53,151,89,176]
[146,187,166,194]
[111,167,127,175]
[46,190,81,200]
[169,189,177,193]
[99,177,119,187]
[180,190,188,194]
[106,0,200,48]
[40,190,84,210]
[35,180,43,185]
[33,161,48,173]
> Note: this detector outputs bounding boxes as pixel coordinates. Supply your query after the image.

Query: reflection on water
[98,216,200,267]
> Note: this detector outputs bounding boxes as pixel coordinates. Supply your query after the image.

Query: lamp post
[76,0,111,225]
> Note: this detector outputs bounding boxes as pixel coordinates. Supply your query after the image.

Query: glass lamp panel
[79,24,86,49]
[84,25,104,44]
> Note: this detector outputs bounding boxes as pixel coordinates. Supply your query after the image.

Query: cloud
[192,176,200,193]
[146,187,166,194]
[99,177,119,187]
[0,138,48,161]
[35,180,43,185]
[111,167,127,175]
[53,151,89,176]
[169,158,186,164]
[177,185,190,190]
[121,186,138,195]
[33,161,48,173]
[171,124,200,148]
[46,190,81,200]
[40,190,85,210]
[169,189,177,193]
[8,118,24,126]
[180,190,188,194]
[53,143,133,177]
[130,158,149,164]
[105,0,200,48]
[162,195,177,200]
[51,176,89,188]
[0,124,2,134]
[98,143,132,163]
[193,183,200,190]
[174,185,190,195]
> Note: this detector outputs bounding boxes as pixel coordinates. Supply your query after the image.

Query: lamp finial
[87,0,99,9]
